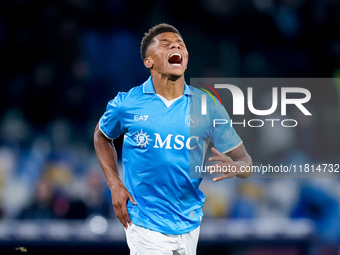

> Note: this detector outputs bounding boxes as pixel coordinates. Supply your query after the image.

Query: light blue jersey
[99,76,242,234]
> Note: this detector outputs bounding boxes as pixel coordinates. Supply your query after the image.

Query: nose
[170,41,181,50]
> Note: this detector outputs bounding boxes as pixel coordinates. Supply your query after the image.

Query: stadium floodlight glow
[88,215,108,235]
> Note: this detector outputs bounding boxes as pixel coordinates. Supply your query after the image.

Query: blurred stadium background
[0,0,340,254]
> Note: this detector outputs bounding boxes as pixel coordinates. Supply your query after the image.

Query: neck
[151,73,185,100]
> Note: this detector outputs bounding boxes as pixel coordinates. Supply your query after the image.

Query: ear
[144,57,153,69]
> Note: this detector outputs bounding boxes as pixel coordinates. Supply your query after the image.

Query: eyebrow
[159,38,184,43]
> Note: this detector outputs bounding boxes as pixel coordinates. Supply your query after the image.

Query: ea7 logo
[134,115,149,121]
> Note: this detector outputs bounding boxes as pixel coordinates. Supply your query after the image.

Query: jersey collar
[143,76,192,96]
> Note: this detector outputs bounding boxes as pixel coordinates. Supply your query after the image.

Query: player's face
[144,32,189,78]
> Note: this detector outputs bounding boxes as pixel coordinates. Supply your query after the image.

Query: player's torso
[119,82,217,181]
[120,84,207,233]
[125,96,190,151]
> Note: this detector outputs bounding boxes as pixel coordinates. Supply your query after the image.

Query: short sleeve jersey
[100,76,242,234]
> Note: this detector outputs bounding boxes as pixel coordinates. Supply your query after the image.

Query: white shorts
[125,223,200,255]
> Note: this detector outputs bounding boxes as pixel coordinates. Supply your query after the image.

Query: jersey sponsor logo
[153,133,199,150]
[154,133,198,150]
[134,130,152,148]
[134,130,198,150]
[185,114,199,128]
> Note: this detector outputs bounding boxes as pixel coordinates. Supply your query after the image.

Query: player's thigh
[125,223,177,255]
[175,226,200,255]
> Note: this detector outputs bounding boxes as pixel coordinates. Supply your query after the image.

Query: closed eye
[160,40,171,46]
[161,42,171,47]
[159,39,185,47]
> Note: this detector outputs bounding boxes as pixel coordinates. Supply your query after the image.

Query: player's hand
[110,181,137,229]
[208,147,240,182]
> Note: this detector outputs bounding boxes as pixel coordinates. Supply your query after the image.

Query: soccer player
[94,23,252,255]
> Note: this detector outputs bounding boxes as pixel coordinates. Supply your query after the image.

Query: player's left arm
[209,144,252,181]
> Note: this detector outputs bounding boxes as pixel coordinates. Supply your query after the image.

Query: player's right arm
[94,122,136,229]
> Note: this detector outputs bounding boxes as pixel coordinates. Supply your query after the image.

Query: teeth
[170,53,182,59]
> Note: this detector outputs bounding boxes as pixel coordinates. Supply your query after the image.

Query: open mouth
[168,53,182,66]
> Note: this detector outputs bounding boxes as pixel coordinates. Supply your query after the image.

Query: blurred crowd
[0,0,340,253]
